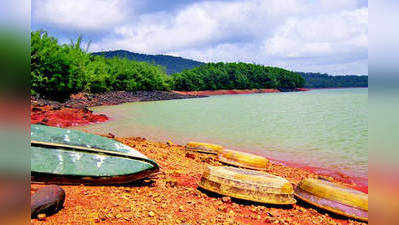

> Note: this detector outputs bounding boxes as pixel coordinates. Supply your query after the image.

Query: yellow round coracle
[185,142,223,154]
[218,149,268,170]
[199,166,296,205]
[295,178,368,222]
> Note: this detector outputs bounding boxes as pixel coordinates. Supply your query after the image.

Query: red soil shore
[296,88,311,91]
[173,88,311,96]
[31,104,108,128]
[30,94,368,224]
[31,137,367,225]
[173,89,281,96]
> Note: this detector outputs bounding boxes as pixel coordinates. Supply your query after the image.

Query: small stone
[218,205,227,212]
[185,152,196,159]
[107,133,116,138]
[37,214,46,221]
[221,196,231,203]
[201,157,213,163]
[166,179,178,187]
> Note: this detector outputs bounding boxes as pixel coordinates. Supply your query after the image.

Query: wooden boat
[185,142,223,154]
[295,178,368,222]
[30,124,159,185]
[199,166,296,205]
[218,149,268,170]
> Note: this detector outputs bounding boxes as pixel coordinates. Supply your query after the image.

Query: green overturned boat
[31,124,159,185]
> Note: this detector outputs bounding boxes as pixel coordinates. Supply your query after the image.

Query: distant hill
[92,50,205,75]
[298,72,368,88]
[93,50,368,88]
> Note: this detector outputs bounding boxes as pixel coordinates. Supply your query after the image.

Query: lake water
[76,88,368,179]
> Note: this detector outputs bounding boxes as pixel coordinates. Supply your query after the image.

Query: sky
[31,0,368,75]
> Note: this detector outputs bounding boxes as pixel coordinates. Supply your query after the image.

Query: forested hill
[92,50,205,75]
[298,72,368,88]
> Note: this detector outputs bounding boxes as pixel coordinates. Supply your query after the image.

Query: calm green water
[76,88,368,178]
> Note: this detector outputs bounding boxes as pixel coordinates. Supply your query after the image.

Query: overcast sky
[32,0,368,75]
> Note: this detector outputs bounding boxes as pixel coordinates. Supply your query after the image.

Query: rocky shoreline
[32,91,204,108]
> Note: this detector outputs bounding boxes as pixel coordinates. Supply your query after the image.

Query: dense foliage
[31,31,170,100]
[171,62,305,91]
[298,72,368,88]
[93,50,204,75]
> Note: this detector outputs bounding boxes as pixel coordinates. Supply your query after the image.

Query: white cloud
[265,8,368,58]
[92,0,307,52]
[34,0,129,31]
[167,43,261,63]
[87,0,368,74]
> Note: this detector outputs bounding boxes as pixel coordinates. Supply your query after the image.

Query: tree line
[299,72,368,88]
[171,63,305,91]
